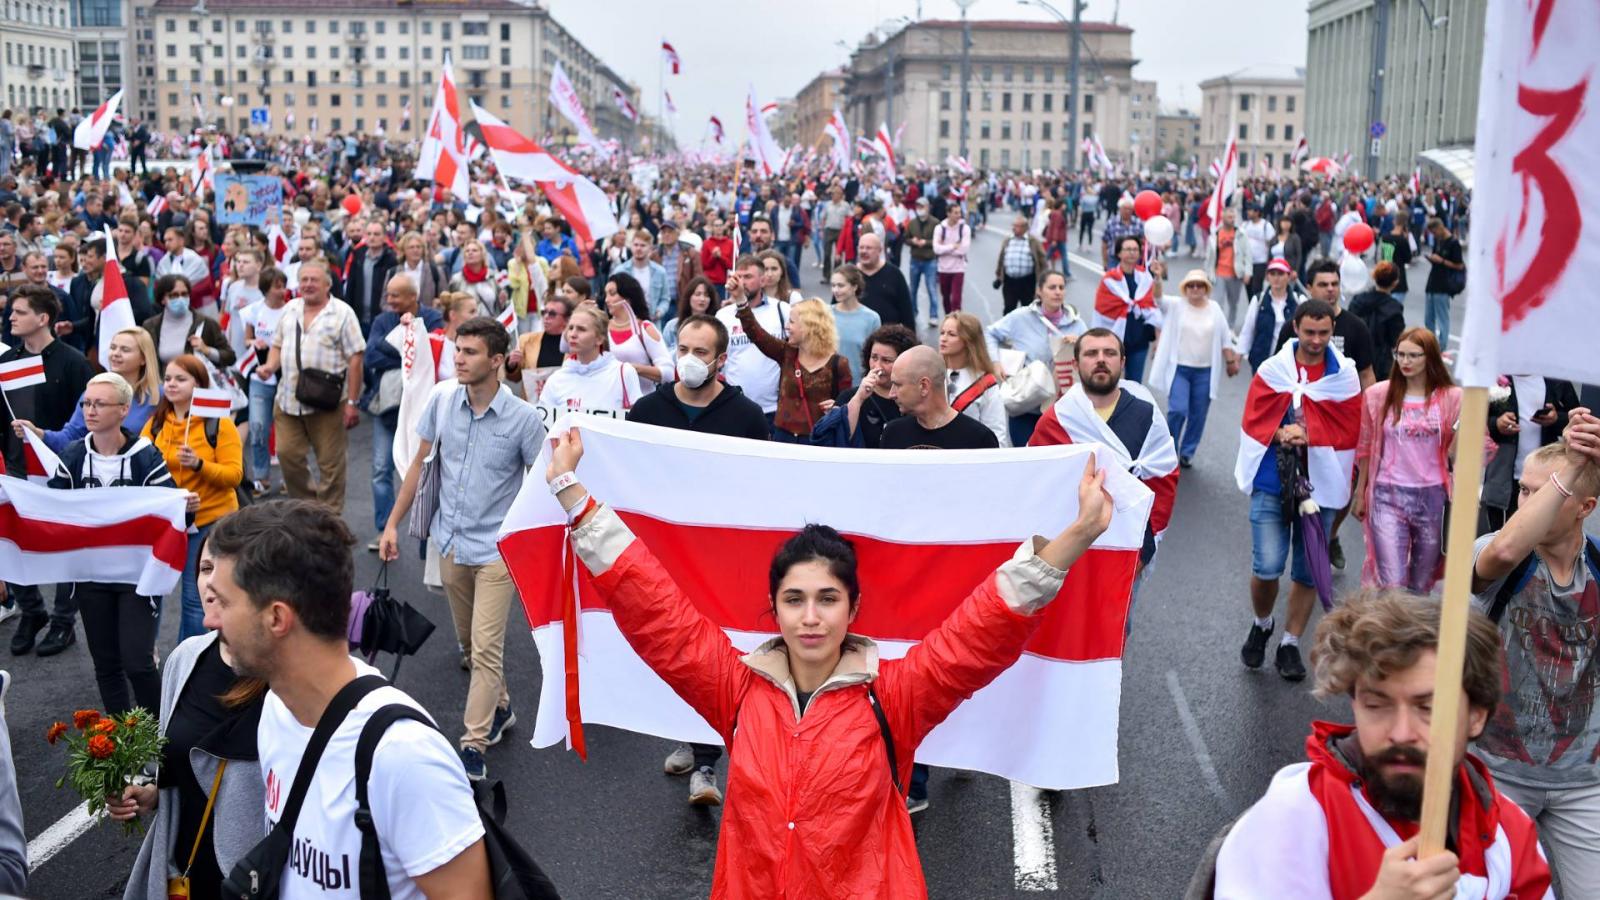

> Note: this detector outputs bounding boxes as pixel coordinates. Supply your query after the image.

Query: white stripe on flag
[189,387,233,419]
[0,357,45,390]
[0,476,187,595]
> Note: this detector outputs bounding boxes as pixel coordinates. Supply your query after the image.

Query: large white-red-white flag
[497,416,1152,790]
[874,122,897,180]
[1202,137,1239,238]
[1234,341,1362,509]
[549,61,603,153]
[660,40,680,75]
[611,88,639,123]
[99,226,136,365]
[74,89,123,151]
[1457,0,1599,387]
[1290,135,1309,168]
[416,55,470,199]
[470,103,620,250]
[744,85,787,178]
[20,426,59,485]
[0,475,188,596]
[823,107,852,171]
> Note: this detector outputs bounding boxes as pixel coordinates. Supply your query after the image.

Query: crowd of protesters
[0,114,1592,900]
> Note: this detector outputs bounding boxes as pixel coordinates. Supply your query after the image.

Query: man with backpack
[1471,419,1600,894]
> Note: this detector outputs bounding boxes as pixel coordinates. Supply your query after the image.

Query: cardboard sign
[214,173,282,227]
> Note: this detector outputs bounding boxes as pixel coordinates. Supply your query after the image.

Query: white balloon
[1339,253,1369,293]
[1144,215,1174,249]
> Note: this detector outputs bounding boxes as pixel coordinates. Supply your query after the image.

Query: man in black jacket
[341,220,397,328]
[1,285,93,656]
[626,313,767,806]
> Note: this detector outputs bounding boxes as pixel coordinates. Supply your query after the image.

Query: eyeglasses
[1392,350,1426,362]
[78,399,126,410]
[541,310,564,318]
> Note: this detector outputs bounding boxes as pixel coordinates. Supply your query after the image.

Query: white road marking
[26,801,96,872]
[1166,669,1230,810]
[1009,780,1060,891]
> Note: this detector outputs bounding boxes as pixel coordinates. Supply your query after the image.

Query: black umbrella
[347,563,437,681]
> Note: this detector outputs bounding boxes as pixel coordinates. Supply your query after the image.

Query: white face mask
[678,352,713,389]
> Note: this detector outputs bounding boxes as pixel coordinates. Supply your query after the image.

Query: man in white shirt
[207,500,490,899]
[1240,205,1275,298]
[154,227,212,303]
[715,254,787,434]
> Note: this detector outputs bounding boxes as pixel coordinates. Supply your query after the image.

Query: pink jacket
[933,220,971,274]
[1355,382,1461,588]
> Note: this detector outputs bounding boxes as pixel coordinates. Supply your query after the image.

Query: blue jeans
[1124,346,1150,385]
[247,377,276,482]
[1425,292,1453,347]
[1249,490,1336,587]
[92,149,111,180]
[910,763,930,802]
[1008,412,1041,449]
[179,523,213,641]
[1165,365,1212,460]
[775,239,800,273]
[372,409,399,534]
[908,258,940,320]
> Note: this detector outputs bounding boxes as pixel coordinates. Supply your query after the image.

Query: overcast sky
[550,0,1308,148]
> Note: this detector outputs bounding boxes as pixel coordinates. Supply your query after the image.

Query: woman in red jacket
[546,429,1113,898]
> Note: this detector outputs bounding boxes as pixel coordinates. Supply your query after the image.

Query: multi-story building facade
[0,0,75,115]
[838,18,1157,172]
[794,67,843,152]
[69,0,125,113]
[145,0,637,147]
[1306,0,1485,178]
[1154,108,1199,165]
[1198,65,1305,174]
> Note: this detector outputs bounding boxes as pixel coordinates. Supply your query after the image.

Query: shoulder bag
[293,318,346,412]
[407,388,449,542]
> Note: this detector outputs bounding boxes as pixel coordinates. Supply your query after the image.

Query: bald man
[856,232,916,329]
[880,345,998,450]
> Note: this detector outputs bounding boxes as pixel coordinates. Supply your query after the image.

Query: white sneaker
[688,767,723,805]
[0,670,12,719]
[663,744,695,776]
[0,602,17,626]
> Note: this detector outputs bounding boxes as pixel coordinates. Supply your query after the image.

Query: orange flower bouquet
[45,708,166,835]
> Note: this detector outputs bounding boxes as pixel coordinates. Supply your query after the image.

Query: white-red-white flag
[470,103,620,250]
[497,416,1151,788]
[823,108,852,171]
[416,55,470,198]
[147,194,168,218]
[495,303,518,339]
[192,94,206,124]
[744,85,787,177]
[74,89,123,151]
[0,475,188,595]
[663,91,677,116]
[708,115,725,146]
[661,40,680,75]
[20,427,60,485]
[1235,341,1362,509]
[612,88,639,123]
[549,61,603,153]
[1409,167,1422,196]
[99,226,136,364]
[874,122,897,180]
[265,222,291,265]
[1202,137,1238,237]
[0,357,45,392]
[189,386,232,419]
[1291,135,1309,168]
[285,110,295,131]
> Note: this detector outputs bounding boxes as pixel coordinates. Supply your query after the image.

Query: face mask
[678,353,712,389]
[166,296,190,315]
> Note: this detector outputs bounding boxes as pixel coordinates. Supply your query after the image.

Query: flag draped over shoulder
[0,475,187,595]
[1234,342,1362,509]
[497,416,1154,791]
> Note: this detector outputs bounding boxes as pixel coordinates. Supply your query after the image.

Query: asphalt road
[12,222,1472,899]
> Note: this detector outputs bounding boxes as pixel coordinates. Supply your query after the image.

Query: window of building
[164,43,174,58]
[1001,92,1011,111]
[1022,65,1033,83]
[980,120,990,140]
[941,63,952,80]
[462,45,488,60]
[374,20,384,34]
[1284,124,1294,141]
[1001,121,1011,140]
[1021,121,1032,140]
[1022,93,1032,112]
[1239,95,1250,112]
[330,93,340,106]
[331,116,340,130]
[354,93,362,107]
[234,18,243,32]
[375,70,385,84]
[981,91,991,112]
[186,18,195,32]
[1239,151,1249,168]
[980,64,991,81]
[422,20,431,35]
[282,45,292,59]
[399,71,409,87]
[1267,95,1276,112]
[1042,122,1051,141]
[208,44,219,58]
[1282,152,1291,168]
[1042,148,1051,166]
[1084,94,1093,113]
[1082,122,1092,140]
[500,23,510,40]
[308,92,316,106]
[375,92,386,107]
[1002,64,1013,81]
[1001,148,1011,168]
[328,19,338,33]
[1238,123,1248,140]
[283,90,293,104]
[979,148,990,168]
[1043,93,1052,113]
[1044,66,1054,83]
[463,21,486,36]
[376,46,385,60]
[168,115,177,129]
[939,120,950,138]
[1266,124,1275,140]
[282,19,291,32]
[165,18,173,32]
[500,95,509,109]
[306,20,315,33]
[307,71,316,87]
[1286,95,1296,113]
[329,46,339,59]
[306,46,315,59]
[442,22,451,39]
[167,91,177,105]
[500,47,510,64]
[422,46,432,60]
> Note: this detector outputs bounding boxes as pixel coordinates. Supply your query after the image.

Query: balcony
[345,31,368,44]
[26,64,43,79]
[252,30,274,44]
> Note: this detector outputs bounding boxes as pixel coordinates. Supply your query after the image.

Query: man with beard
[1026,328,1178,627]
[1208,591,1553,899]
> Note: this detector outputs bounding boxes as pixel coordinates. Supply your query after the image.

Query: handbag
[1441,263,1466,296]
[1000,359,1055,417]
[370,367,403,415]
[407,390,447,542]
[168,761,228,899]
[220,676,388,900]
[292,319,345,411]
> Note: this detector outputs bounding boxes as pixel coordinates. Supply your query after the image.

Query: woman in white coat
[1146,269,1240,468]
[938,311,1011,447]
[538,305,643,419]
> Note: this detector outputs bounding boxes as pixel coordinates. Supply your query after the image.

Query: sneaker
[1276,643,1307,682]
[688,767,723,805]
[0,601,16,626]
[458,746,486,781]
[663,744,696,776]
[367,538,380,553]
[35,623,76,657]
[459,653,471,671]
[10,613,47,656]
[486,706,516,747]
[251,479,271,497]
[1329,537,1346,571]
[1179,456,1193,469]
[1240,621,1273,669]
[906,795,929,815]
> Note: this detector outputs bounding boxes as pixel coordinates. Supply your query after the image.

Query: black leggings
[75,583,161,716]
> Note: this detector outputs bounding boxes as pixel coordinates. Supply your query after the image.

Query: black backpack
[150,414,252,509]
[355,705,561,899]
[1487,536,1600,623]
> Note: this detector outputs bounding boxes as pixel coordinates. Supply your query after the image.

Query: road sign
[249,107,269,127]
[1370,138,1382,157]
[1370,121,1387,139]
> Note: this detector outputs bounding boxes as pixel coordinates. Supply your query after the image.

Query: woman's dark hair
[564,274,591,299]
[676,275,718,323]
[861,323,918,376]
[605,271,652,322]
[768,524,861,611]
[153,273,191,308]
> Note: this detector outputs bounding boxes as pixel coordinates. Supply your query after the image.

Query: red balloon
[1343,222,1375,254]
[1133,190,1163,221]
[341,194,363,216]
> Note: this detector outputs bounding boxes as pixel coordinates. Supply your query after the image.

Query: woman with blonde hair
[394,230,445,309]
[447,239,502,318]
[539,304,643,413]
[15,327,162,451]
[507,224,549,330]
[938,311,1010,447]
[738,296,852,442]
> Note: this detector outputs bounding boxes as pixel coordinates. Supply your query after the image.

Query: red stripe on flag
[0,503,187,572]
[0,359,44,382]
[190,395,232,417]
[502,513,1134,663]
[1241,377,1292,447]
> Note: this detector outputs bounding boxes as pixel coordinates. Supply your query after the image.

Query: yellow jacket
[141,412,243,527]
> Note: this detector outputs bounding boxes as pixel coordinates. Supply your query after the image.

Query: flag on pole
[73,89,123,151]
[1202,137,1238,237]
[189,386,233,419]
[98,226,136,365]
[146,194,168,218]
[0,475,189,596]
[549,61,604,153]
[401,97,412,130]
[611,88,639,123]
[1234,341,1362,509]
[824,108,852,170]
[497,416,1152,789]
[470,102,620,250]
[20,427,60,485]
[945,154,973,175]
[661,40,680,75]
[310,115,319,134]
[708,115,725,146]
[663,91,677,116]
[495,303,518,340]
[285,110,295,131]
[191,93,206,124]
[265,222,291,266]
[874,122,897,180]
[760,102,779,118]
[0,357,45,392]
[233,347,259,382]
[1409,167,1423,196]
[416,54,470,198]
[1290,135,1310,168]
[744,85,786,177]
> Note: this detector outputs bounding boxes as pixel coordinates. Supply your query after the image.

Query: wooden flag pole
[1418,384,1490,855]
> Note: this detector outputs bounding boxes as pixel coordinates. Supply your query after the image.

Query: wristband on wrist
[1551,471,1575,499]
[549,471,579,496]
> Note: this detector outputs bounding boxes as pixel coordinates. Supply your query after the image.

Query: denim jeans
[1008,412,1041,449]
[371,409,399,534]
[1249,490,1336,586]
[247,377,276,483]
[775,239,800,274]
[908,258,940,320]
[1425,293,1453,347]
[178,523,213,642]
[1165,365,1212,459]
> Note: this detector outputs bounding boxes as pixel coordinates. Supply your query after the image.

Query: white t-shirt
[1241,219,1273,264]
[716,298,789,413]
[240,300,288,385]
[538,352,642,413]
[223,280,264,359]
[257,662,484,900]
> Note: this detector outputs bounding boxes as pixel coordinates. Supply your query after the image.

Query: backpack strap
[866,685,904,797]
[1488,554,1540,624]
[275,675,387,841]
[353,703,438,900]
[203,416,220,449]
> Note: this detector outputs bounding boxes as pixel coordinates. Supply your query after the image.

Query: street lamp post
[1020,0,1084,171]
[955,0,975,160]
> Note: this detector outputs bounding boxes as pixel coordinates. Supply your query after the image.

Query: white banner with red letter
[549,62,603,154]
[497,416,1153,791]
[0,475,188,595]
[1457,0,1600,387]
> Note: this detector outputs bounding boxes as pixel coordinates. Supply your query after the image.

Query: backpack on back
[1487,536,1600,623]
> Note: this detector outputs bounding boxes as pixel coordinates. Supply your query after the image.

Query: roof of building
[1199,64,1306,86]
[151,0,539,11]
[919,18,1132,34]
